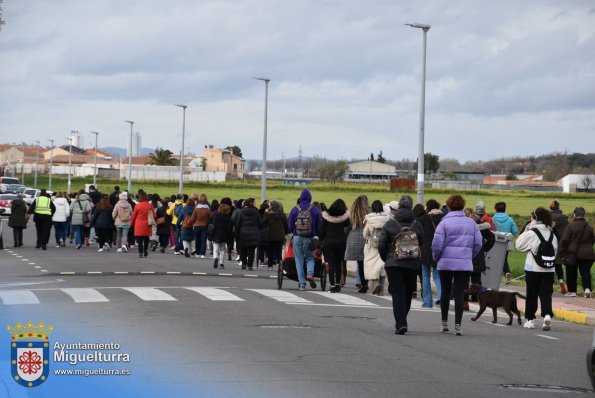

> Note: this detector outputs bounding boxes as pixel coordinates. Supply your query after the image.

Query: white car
[22,189,54,206]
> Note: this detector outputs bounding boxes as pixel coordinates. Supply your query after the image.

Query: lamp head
[405,22,431,30]
[175,104,187,109]
[254,77,271,83]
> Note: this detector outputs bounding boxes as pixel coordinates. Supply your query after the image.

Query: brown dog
[466,284,526,326]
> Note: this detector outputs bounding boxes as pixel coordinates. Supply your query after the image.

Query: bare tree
[0,0,5,31]
[580,174,594,191]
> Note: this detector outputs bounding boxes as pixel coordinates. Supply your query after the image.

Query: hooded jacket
[559,218,595,261]
[362,212,389,279]
[70,194,92,226]
[319,210,350,245]
[92,205,115,230]
[431,210,483,272]
[112,199,133,227]
[515,222,558,272]
[287,189,321,238]
[235,205,262,247]
[130,200,156,237]
[378,208,424,271]
[52,197,70,223]
[210,209,234,243]
[493,212,518,236]
[263,210,289,243]
[8,198,28,229]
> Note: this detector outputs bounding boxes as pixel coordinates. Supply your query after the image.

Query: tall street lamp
[406,22,431,205]
[254,77,270,203]
[124,121,134,192]
[175,104,187,195]
[67,135,73,194]
[90,131,99,186]
[48,139,54,191]
[33,140,39,188]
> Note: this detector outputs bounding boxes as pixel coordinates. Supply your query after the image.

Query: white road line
[288,302,393,309]
[28,263,36,265]
[0,290,40,305]
[61,288,109,303]
[247,289,313,304]
[535,334,559,340]
[16,255,22,258]
[122,287,177,301]
[185,287,244,301]
[309,291,379,307]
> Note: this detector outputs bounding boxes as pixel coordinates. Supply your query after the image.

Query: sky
[1,0,594,163]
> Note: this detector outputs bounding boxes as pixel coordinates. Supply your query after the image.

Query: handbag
[78,201,90,224]
[148,210,156,226]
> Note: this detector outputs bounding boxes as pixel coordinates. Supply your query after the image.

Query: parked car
[6,184,25,193]
[0,177,20,193]
[22,188,54,205]
[0,194,18,216]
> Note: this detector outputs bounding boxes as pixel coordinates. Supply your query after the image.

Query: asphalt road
[0,221,593,397]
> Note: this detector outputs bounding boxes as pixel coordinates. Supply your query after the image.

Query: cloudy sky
[1,0,594,162]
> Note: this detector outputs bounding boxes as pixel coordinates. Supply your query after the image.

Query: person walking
[288,189,322,290]
[179,197,196,257]
[112,192,133,253]
[550,200,569,294]
[345,195,370,293]
[235,198,262,271]
[559,207,595,298]
[493,201,518,284]
[257,200,270,268]
[91,195,114,252]
[70,191,92,250]
[8,194,28,247]
[52,192,70,247]
[130,191,157,258]
[192,194,211,259]
[28,189,56,250]
[209,203,233,269]
[167,194,186,255]
[432,194,482,336]
[420,199,445,307]
[319,198,350,293]
[156,197,172,253]
[378,195,424,335]
[516,207,557,330]
[363,200,389,295]
[263,200,289,272]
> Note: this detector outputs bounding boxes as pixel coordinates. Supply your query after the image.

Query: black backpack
[392,220,421,261]
[530,228,556,269]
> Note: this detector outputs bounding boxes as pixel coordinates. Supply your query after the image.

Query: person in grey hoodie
[70,192,92,249]
[112,192,133,253]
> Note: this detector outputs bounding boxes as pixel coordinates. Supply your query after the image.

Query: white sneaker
[116,248,123,253]
[565,292,577,297]
[122,245,128,253]
[523,320,535,329]
[97,248,103,252]
[585,289,591,299]
[542,315,552,331]
[104,243,110,251]
[200,255,205,259]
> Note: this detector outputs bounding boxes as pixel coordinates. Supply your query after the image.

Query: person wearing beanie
[475,201,495,231]
[112,192,133,252]
[558,207,595,298]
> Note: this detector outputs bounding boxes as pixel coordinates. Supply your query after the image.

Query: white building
[558,174,595,193]
[345,160,397,181]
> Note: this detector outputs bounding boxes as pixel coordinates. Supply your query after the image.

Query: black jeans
[502,251,510,275]
[35,215,53,247]
[240,246,256,268]
[386,267,418,330]
[439,270,470,325]
[136,236,150,256]
[96,228,113,248]
[322,242,346,286]
[525,271,554,320]
[566,260,593,292]
[357,260,367,287]
[12,227,23,246]
[267,241,284,267]
[554,263,565,282]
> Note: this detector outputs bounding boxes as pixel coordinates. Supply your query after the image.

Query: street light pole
[90,131,99,186]
[254,77,270,203]
[34,140,39,188]
[124,121,134,192]
[175,104,187,195]
[67,135,73,194]
[406,22,431,205]
[48,139,54,191]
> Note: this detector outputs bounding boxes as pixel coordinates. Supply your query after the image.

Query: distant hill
[100,147,153,158]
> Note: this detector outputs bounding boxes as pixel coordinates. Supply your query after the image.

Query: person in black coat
[91,195,114,251]
[413,203,435,307]
[378,195,424,335]
[263,201,289,271]
[220,197,235,261]
[319,198,350,292]
[467,212,495,302]
[235,198,262,270]
[156,199,172,253]
[210,203,233,269]
[8,195,28,247]
[256,200,270,267]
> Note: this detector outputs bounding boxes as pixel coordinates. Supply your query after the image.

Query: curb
[553,309,594,326]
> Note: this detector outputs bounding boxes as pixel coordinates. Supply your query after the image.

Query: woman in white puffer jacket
[515,207,557,331]
[52,193,70,247]
[362,200,389,295]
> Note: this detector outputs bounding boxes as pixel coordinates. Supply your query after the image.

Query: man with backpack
[378,195,424,335]
[167,194,186,255]
[515,207,557,331]
[288,189,322,291]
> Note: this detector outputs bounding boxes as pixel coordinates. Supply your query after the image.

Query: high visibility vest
[34,196,52,215]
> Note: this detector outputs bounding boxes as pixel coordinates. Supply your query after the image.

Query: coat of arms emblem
[7,321,53,387]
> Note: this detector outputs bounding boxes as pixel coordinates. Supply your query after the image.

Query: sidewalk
[346,261,595,326]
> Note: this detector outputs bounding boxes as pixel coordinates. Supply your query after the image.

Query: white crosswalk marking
[61,288,109,303]
[0,290,40,305]
[374,295,423,309]
[185,287,244,301]
[122,287,177,301]
[247,289,313,304]
[309,291,378,307]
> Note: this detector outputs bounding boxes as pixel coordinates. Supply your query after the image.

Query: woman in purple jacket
[432,195,483,336]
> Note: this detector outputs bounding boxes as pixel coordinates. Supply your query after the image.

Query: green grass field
[19,174,595,291]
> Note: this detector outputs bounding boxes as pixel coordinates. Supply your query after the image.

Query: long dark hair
[327,199,347,217]
[532,207,552,227]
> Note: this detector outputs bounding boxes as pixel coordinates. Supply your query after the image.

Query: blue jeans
[53,221,67,244]
[422,264,441,308]
[73,225,84,247]
[194,226,208,256]
[292,236,314,288]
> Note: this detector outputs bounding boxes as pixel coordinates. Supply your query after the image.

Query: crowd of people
[5,185,595,335]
